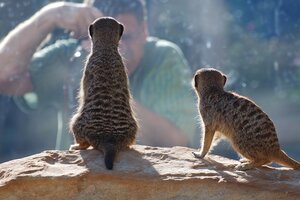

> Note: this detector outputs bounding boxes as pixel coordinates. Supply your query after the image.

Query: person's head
[87,0,148,74]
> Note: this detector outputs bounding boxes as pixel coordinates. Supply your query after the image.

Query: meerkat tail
[103,143,117,170]
[272,149,300,170]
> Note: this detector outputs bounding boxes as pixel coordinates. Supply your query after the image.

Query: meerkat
[192,67,300,170]
[69,17,138,170]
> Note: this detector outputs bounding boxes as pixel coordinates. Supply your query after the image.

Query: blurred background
[0,0,299,162]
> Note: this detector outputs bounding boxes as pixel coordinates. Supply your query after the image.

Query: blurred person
[0,0,197,161]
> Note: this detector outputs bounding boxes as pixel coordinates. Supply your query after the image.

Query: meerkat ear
[223,75,227,86]
[194,74,199,88]
[119,24,124,39]
[89,24,93,38]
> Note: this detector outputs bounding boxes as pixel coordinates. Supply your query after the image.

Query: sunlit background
[0,0,299,162]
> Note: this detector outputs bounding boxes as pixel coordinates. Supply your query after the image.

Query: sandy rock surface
[0,145,299,200]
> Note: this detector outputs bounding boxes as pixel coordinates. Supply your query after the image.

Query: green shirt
[21,36,198,149]
[130,37,198,145]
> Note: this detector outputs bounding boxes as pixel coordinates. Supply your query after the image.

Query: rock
[0,145,299,200]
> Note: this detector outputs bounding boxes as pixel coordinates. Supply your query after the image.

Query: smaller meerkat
[69,17,138,170]
[192,67,300,170]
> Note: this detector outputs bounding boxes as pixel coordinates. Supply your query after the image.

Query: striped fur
[69,17,138,170]
[192,68,300,170]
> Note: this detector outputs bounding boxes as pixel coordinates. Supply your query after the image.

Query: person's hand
[40,2,103,38]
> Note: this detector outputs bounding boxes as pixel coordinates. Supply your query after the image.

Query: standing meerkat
[192,67,300,170]
[69,17,138,170]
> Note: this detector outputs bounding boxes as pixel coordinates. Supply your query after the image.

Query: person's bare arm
[0,2,102,95]
[134,100,188,147]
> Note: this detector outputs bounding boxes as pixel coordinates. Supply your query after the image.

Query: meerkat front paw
[192,151,206,159]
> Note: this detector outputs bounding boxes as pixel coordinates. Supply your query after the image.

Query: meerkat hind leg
[69,141,90,150]
[239,157,249,163]
[235,159,269,171]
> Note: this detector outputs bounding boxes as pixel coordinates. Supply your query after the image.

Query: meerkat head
[193,67,227,93]
[89,17,124,46]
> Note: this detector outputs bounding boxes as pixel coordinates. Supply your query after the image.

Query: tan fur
[69,17,138,170]
[192,67,300,170]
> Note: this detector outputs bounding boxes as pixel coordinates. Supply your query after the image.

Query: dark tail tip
[104,144,117,170]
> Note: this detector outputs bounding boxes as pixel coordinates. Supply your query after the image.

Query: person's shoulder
[146,36,182,52]
[145,36,186,62]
